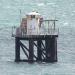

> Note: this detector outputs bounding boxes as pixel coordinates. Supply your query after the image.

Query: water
[0,0,75,75]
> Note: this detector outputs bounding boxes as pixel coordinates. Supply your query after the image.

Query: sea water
[0,0,75,75]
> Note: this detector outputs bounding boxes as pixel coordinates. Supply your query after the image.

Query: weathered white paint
[27,11,41,35]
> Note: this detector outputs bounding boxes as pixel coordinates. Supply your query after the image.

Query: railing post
[54,21,55,30]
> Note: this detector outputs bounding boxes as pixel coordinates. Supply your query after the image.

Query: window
[31,15,35,18]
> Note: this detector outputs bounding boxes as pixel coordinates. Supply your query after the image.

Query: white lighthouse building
[26,11,42,35]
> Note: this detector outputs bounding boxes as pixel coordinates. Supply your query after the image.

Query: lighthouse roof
[27,11,41,16]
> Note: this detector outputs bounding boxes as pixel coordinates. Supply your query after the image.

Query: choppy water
[0,0,75,75]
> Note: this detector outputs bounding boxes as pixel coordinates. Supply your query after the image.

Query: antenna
[20,9,22,24]
[53,3,57,30]
[54,3,56,20]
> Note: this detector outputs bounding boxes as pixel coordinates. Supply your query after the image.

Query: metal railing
[12,20,59,37]
[12,26,59,37]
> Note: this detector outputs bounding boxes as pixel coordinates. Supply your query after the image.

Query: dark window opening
[31,15,35,18]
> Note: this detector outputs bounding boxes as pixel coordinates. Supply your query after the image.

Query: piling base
[15,35,58,63]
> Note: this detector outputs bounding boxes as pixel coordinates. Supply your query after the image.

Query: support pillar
[28,40,34,62]
[37,40,42,61]
[45,36,57,62]
[50,37,57,62]
[45,38,51,62]
[53,37,57,62]
[15,37,20,62]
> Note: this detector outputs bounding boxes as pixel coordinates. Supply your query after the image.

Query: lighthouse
[12,11,58,63]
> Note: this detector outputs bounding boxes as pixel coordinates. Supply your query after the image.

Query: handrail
[43,20,58,22]
[11,19,59,37]
[12,26,59,37]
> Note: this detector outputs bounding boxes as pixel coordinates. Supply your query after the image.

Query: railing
[12,19,59,37]
[12,26,59,37]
